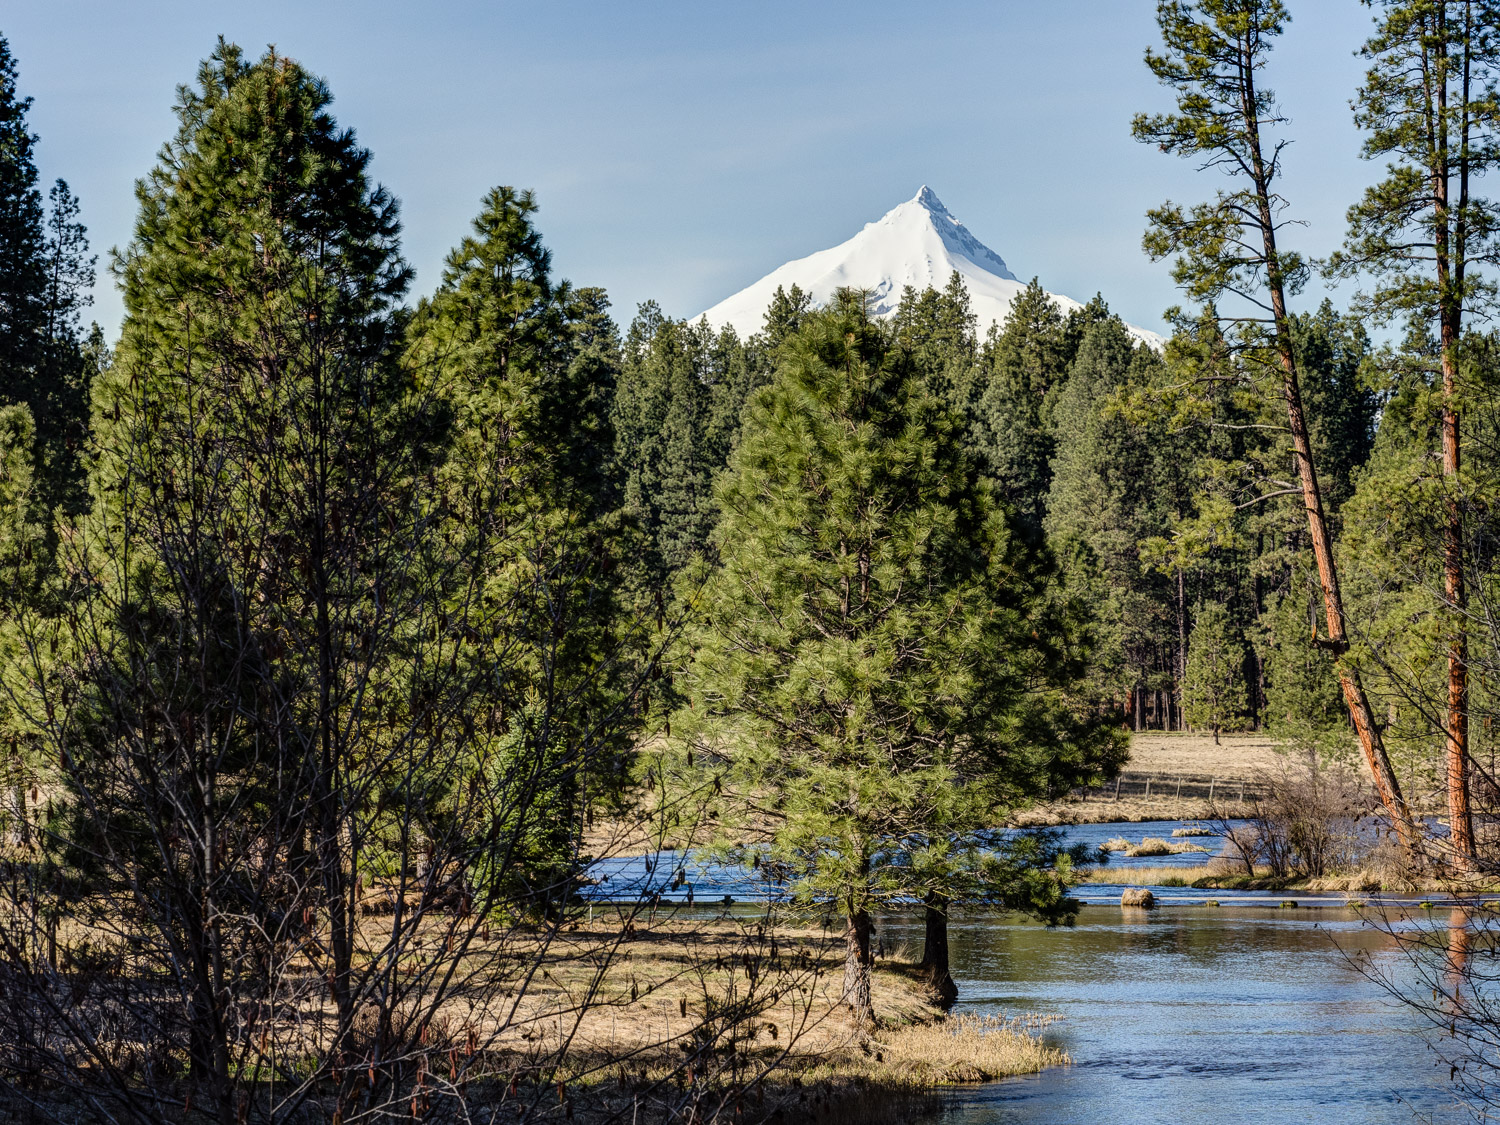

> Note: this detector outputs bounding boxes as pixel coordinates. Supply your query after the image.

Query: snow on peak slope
[696,187,1164,349]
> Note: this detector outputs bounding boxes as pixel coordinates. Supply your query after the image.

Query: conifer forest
[5,3,1500,1124]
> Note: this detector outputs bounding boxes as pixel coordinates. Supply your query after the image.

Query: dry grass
[1123,731,1286,779]
[1124,836,1209,858]
[1078,857,1500,894]
[1015,732,1283,825]
[7,905,1065,1125]
[1078,862,1221,887]
[1099,834,1209,858]
[487,914,1065,1122]
[868,1013,1068,1083]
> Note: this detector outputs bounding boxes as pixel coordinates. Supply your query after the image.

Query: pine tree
[610,307,762,587]
[890,271,981,417]
[757,283,813,351]
[1263,576,1352,758]
[406,185,634,896]
[1293,301,1377,517]
[667,293,1122,1023]
[973,280,1071,535]
[1325,0,1500,869]
[0,38,94,517]
[1134,0,1418,853]
[1046,315,1187,725]
[0,35,45,388]
[1183,602,1247,743]
[60,41,414,1111]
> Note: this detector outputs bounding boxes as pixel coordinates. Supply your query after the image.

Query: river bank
[1078,860,1500,896]
[487,913,1065,1124]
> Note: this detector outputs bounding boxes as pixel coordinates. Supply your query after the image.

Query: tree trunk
[1176,567,1187,730]
[1442,323,1474,870]
[1436,66,1474,865]
[919,893,958,1008]
[843,909,875,1026]
[1239,51,1420,859]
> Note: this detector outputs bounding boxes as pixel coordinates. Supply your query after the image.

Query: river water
[885,904,1467,1124]
[585,821,1474,1122]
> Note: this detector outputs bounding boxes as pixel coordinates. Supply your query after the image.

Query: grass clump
[1122,836,1210,858]
[867,1014,1068,1084]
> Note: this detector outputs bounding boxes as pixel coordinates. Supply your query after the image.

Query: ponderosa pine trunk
[1238,39,1420,859]
[919,892,958,1008]
[843,908,875,1027]
[1432,4,1474,868]
[1441,309,1475,870]
[1176,567,1187,731]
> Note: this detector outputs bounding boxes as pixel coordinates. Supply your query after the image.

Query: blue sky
[9,1,1380,340]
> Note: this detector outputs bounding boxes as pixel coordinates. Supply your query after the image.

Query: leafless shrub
[1207,753,1378,878]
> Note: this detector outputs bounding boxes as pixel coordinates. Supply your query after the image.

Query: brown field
[1118,731,1286,779]
[1012,731,1287,826]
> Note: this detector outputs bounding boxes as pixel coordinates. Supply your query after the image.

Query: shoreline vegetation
[1076,862,1497,897]
[12,910,1065,1125]
[458,915,1069,1124]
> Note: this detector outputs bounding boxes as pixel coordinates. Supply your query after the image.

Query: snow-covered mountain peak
[696,188,1163,349]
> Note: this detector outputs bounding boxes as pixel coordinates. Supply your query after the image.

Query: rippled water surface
[587,821,1473,1121]
[882,906,1466,1125]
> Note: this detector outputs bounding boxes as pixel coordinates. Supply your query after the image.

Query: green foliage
[890,271,981,417]
[407,184,637,894]
[1133,0,1307,316]
[1046,316,1186,709]
[0,36,93,518]
[1326,0,1500,326]
[1183,601,1248,738]
[610,304,763,587]
[0,35,46,382]
[1292,302,1377,515]
[1262,580,1352,759]
[667,292,1123,932]
[973,280,1072,535]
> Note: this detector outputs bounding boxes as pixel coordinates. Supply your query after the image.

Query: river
[586,820,1474,1122]
[885,903,1467,1124]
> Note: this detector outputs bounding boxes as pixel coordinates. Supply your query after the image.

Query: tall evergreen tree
[1134,0,1418,854]
[1293,301,1377,517]
[1046,315,1188,726]
[610,306,763,588]
[1183,602,1248,743]
[890,271,981,417]
[406,186,635,894]
[0,35,45,388]
[0,37,94,517]
[666,293,1122,1023]
[973,280,1072,535]
[1325,0,1500,868]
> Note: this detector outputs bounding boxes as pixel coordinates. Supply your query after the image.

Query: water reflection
[879,906,1465,1124]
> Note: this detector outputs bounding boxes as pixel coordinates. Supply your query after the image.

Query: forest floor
[1010,731,1285,826]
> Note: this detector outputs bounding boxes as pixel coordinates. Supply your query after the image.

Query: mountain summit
[696,187,1163,348]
